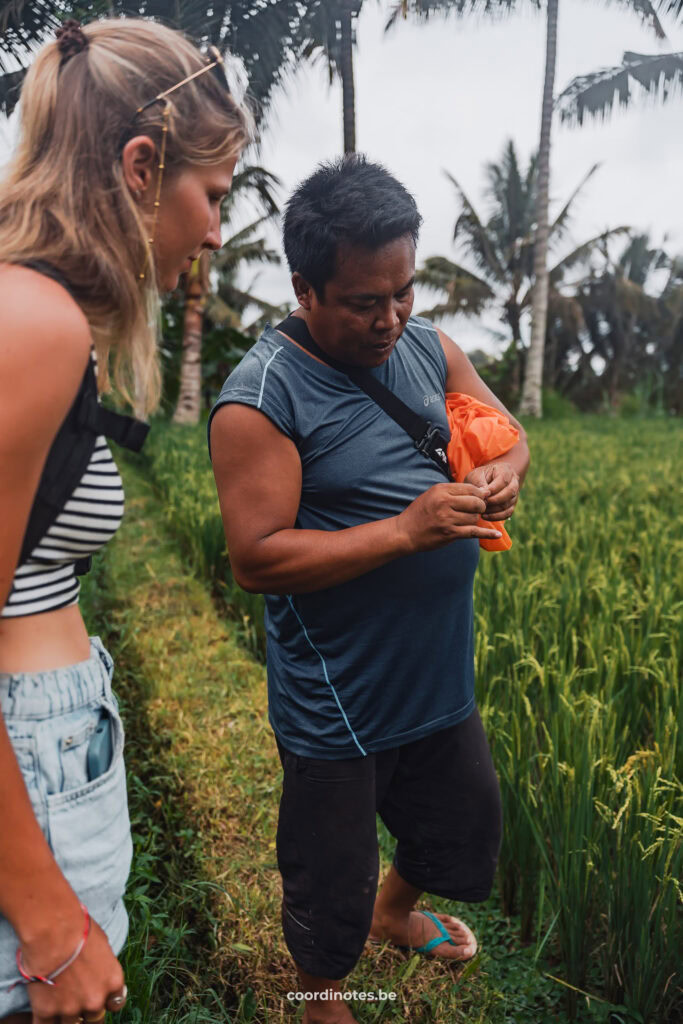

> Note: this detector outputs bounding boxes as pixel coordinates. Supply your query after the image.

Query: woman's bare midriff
[0,604,91,673]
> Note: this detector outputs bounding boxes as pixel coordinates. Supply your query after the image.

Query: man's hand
[396,482,504,554]
[464,462,520,522]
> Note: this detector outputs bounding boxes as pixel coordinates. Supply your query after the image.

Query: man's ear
[292,272,316,311]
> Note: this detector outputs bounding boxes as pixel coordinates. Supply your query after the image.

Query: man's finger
[482,504,516,522]
[485,484,518,508]
[447,495,488,515]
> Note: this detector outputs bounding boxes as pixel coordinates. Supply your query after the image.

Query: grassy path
[82,455,608,1023]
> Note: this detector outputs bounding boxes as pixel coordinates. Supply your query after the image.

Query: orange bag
[445,393,520,552]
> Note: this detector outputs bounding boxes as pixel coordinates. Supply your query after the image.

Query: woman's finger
[106,985,128,1013]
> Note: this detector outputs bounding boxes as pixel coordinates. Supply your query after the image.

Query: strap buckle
[415,422,450,472]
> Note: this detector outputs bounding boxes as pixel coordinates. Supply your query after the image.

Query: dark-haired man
[210,156,529,1023]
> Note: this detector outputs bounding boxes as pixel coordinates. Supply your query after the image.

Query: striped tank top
[2,352,124,618]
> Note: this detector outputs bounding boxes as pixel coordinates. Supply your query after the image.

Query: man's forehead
[331,236,416,294]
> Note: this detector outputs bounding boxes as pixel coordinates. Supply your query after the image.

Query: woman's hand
[464,462,520,522]
[20,912,127,1023]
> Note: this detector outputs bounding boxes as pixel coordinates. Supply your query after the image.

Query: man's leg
[275,739,391,1022]
[369,708,502,960]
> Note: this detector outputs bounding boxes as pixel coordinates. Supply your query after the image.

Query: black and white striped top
[2,360,124,618]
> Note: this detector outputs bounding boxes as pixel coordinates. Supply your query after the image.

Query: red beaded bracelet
[14,903,91,987]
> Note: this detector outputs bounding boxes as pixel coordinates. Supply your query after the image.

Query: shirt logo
[423,393,441,407]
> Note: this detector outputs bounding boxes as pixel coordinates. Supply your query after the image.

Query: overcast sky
[1,1,681,355]
[245,0,683,354]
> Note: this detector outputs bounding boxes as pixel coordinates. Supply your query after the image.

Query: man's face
[296,234,416,368]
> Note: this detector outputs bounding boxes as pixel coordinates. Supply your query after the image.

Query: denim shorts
[0,637,132,1016]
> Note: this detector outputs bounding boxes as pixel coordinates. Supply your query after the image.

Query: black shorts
[275,708,502,979]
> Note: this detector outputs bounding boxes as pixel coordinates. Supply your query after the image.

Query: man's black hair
[283,154,422,298]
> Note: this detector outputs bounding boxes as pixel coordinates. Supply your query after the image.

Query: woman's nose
[205,208,222,251]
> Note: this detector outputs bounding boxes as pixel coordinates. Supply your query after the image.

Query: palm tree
[556,0,682,124]
[570,234,680,409]
[517,0,668,416]
[391,0,669,417]
[0,0,304,116]
[172,164,281,424]
[0,0,64,112]
[296,0,365,153]
[416,140,629,398]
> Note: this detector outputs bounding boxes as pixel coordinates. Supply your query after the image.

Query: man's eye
[351,301,374,311]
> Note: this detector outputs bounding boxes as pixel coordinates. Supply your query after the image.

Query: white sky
[244,0,683,354]
[2,1,681,355]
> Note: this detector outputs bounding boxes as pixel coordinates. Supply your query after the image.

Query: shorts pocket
[45,699,133,930]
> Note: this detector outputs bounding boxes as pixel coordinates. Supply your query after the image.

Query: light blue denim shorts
[0,636,132,1016]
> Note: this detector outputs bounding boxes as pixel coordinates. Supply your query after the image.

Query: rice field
[141,416,682,1022]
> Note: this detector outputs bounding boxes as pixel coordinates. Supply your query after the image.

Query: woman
[0,18,251,1023]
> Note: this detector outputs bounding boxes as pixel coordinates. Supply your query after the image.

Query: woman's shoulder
[0,263,92,437]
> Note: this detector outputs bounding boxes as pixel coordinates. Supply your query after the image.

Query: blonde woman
[0,18,251,1024]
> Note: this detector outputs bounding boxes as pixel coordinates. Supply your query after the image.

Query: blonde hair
[0,18,252,415]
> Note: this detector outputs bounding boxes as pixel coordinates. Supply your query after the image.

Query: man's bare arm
[210,403,501,595]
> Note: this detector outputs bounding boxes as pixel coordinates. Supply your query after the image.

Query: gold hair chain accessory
[138,101,170,283]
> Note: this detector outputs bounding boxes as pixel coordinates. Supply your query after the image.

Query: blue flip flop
[369,909,478,959]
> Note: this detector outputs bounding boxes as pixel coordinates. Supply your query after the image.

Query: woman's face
[152,156,237,292]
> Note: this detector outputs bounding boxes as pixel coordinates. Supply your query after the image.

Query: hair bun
[56,19,89,64]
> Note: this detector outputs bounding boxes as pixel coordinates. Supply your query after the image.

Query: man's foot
[368,907,477,961]
[302,1003,356,1024]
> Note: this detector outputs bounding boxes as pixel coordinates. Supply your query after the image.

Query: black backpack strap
[277,314,452,480]
[15,261,149,573]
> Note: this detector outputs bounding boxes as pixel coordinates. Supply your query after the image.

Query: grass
[79,457,626,1024]
[135,417,683,1024]
[82,416,682,1022]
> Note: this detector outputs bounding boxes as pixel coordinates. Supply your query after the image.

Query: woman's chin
[159,271,181,294]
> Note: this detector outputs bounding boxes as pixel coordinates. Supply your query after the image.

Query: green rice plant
[131,415,682,1021]
[594,747,682,1022]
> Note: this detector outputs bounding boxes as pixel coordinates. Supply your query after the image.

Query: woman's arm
[0,266,124,1007]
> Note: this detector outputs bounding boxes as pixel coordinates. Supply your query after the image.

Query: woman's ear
[121,135,157,199]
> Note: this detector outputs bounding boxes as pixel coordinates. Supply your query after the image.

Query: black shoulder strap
[276,314,452,480]
[15,261,149,574]
[19,261,150,451]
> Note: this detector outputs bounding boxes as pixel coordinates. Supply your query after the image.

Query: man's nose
[374,300,401,331]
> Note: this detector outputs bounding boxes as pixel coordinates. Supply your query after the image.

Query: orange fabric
[445,393,520,552]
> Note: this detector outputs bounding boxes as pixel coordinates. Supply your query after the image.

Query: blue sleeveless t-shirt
[210,315,479,758]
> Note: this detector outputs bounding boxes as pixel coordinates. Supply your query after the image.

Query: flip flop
[369,909,478,960]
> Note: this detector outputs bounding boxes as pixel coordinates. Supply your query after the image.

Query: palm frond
[557,50,683,125]
[549,163,600,246]
[445,169,507,283]
[385,0,526,35]
[548,227,631,283]
[416,255,496,317]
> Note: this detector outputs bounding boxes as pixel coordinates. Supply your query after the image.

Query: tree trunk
[340,4,356,153]
[519,0,559,418]
[172,253,210,425]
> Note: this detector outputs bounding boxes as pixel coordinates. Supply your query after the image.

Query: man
[209,155,529,1024]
